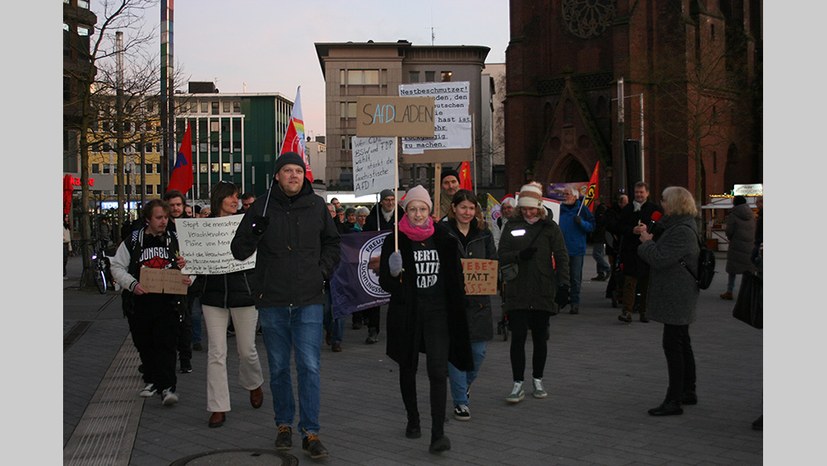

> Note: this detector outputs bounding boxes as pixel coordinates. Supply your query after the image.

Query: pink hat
[401,185,433,212]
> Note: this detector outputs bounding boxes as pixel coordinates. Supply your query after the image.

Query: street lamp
[125,160,134,219]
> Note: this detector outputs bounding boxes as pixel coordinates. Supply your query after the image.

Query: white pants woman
[202,304,263,412]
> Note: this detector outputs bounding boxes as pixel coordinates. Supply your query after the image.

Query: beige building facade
[315,40,490,191]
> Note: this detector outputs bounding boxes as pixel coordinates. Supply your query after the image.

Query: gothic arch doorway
[547,154,589,183]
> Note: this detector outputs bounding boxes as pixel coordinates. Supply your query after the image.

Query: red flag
[458,161,473,190]
[583,161,599,212]
[279,86,314,182]
[166,123,193,194]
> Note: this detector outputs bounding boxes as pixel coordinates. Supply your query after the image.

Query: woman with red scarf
[379,185,472,455]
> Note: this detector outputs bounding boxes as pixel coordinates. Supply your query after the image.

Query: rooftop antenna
[243,81,247,93]
[429,3,435,45]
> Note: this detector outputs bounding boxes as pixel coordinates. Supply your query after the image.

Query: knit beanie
[379,189,395,200]
[274,152,305,173]
[517,184,543,209]
[401,185,433,212]
[441,169,460,184]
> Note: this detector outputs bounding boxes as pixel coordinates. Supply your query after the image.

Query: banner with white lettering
[330,230,391,319]
[177,215,256,275]
[399,81,472,154]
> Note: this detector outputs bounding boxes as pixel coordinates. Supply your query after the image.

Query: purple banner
[330,230,391,319]
[546,182,588,201]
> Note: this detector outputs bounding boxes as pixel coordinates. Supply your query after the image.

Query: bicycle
[90,242,111,294]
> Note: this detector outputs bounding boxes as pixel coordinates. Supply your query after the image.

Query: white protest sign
[177,214,256,275]
[399,81,472,154]
[352,136,396,197]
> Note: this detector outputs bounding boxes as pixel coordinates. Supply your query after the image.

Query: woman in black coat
[379,185,473,455]
[196,181,264,428]
[442,190,496,422]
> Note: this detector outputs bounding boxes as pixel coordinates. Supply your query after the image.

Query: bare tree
[65,0,158,288]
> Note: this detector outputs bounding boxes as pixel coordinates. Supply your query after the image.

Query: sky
[170,0,510,139]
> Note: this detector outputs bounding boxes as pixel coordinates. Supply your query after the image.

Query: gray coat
[637,215,700,325]
[725,203,757,274]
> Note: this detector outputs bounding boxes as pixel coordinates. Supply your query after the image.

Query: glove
[251,215,270,235]
[574,216,582,226]
[554,285,570,307]
[518,247,537,261]
[389,251,403,277]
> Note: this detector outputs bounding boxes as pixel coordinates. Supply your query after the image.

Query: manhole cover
[170,449,299,465]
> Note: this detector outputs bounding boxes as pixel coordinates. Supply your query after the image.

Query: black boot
[405,416,421,439]
[429,434,451,453]
[648,399,683,416]
[681,390,698,405]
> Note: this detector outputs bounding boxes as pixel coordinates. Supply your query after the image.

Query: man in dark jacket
[359,189,404,343]
[231,152,340,460]
[617,181,663,323]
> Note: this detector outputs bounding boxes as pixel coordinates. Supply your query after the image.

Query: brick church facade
[504,0,762,202]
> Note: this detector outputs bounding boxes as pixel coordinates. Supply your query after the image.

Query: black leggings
[398,307,449,440]
[508,309,550,382]
[662,324,697,401]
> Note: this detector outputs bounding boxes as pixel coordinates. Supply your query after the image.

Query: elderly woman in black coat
[379,185,473,455]
[637,186,701,416]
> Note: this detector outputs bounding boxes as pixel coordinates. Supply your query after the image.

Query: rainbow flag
[279,86,313,181]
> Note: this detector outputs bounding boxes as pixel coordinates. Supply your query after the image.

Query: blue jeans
[592,243,611,275]
[191,297,203,344]
[568,255,584,304]
[448,340,487,406]
[258,305,323,435]
[323,290,344,344]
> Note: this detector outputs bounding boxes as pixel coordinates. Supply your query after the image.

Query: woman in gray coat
[637,186,700,416]
[720,195,756,300]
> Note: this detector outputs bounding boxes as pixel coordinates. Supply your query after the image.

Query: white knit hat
[401,185,433,211]
[517,184,543,209]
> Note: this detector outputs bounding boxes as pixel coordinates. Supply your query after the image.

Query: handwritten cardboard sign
[461,258,498,295]
[400,81,472,154]
[352,136,396,197]
[139,267,188,295]
[355,96,435,137]
[177,215,256,275]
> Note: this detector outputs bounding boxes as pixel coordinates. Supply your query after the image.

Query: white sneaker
[161,388,178,406]
[505,381,525,403]
[532,378,548,399]
[139,383,156,397]
[453,404,471,421]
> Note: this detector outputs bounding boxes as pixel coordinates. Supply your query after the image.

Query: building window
[233,101,241,113]
[346,69,380,85]
[92,164,100,174]
[222,163,231,173]
[340,101,357,118]
[201,101,209,113]
[223,100,231,113]
[103,142,112,152]
[145,163,153,174]
[440,71,453,82]
[200,164,209,173]
[145,184,153,195]
[425,71,435,82]
[145,143,152,152]
[91,142,99,152]
[211,102,219,115]
[103,164,111,174]
[210,121,220,133]
[78,0,90,8]
[409,71,420,83]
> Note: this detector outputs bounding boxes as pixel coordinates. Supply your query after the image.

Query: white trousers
[202,304,263,412]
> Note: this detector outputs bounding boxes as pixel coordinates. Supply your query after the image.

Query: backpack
[679,228,715,290]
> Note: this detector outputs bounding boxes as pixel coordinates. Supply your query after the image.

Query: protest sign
[461,258,498,295]
[177,215,256,275]
[352,137,396,197]
[139,267,189,295]
[400,81,472,154]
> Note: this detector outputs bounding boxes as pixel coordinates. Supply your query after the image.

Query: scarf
[398,215,434,242]
[523,215,540,225]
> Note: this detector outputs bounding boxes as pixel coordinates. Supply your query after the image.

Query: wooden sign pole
[434,162,442,220]
[394,137,399,252]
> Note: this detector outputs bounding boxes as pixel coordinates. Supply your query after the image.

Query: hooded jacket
[231,178,340,308]
[725,203,757,274]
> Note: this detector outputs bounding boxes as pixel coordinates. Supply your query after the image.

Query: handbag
[732,271,762,329]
